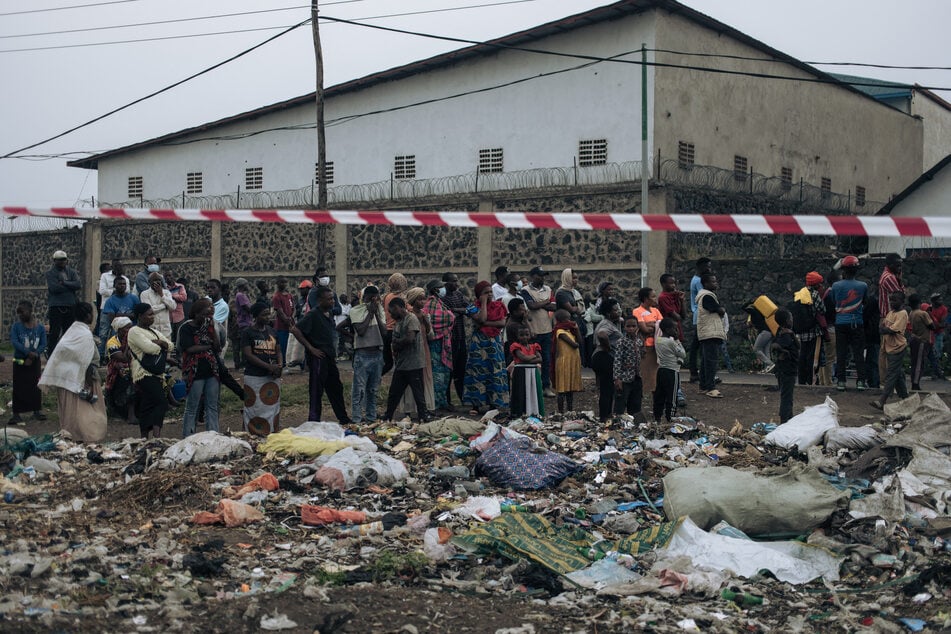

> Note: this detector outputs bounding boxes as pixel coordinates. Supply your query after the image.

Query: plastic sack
[565,558,641,590]
[300,505,367,526]
[423,527,455,562]
[764,396,839,452]
[224,473,280,499]
[455,496,502,521]
[663,463,850,535]
[314,446,408,491]
[469,422,529,453]
[824,426,882,452]
[661,517,843,584]
[257,428,350,458]
[288,421,378,453]
[163,431,252,466]
[474,437,582,490]
[190,499,265,527]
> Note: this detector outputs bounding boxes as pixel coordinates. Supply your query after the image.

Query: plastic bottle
[338,521,384,537]
[721,589,763,606]
[501,503,529,513]
[433,466,470,480]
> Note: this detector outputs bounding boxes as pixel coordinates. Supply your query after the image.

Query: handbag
[132,329,167,375]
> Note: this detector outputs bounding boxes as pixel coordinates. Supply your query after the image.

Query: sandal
[869,401,883,410]
[705,389,724,398]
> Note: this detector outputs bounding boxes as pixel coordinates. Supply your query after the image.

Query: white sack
[162,431,252,466]
[824,426,882,452]
[314,446,408,491]
[765,396,839,452]
[289,421,378,452]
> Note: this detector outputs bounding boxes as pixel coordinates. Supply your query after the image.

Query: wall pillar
[210,221,222,280]
[334,223,349,295]
[477,200,494,282]
[83,221,102,304]
[644,187,669,285]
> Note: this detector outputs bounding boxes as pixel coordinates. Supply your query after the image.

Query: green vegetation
[365,550,429,582]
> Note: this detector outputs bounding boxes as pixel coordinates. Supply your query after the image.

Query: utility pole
[640,43,649,289]
[312,0,327,208]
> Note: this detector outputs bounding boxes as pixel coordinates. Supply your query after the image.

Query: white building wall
[913,93,951,173]
[97,13,657,204]
[869,164,951,255]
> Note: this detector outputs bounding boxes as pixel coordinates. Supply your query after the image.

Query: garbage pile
[1,394,951,632]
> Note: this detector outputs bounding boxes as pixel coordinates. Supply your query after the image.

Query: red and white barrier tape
[3,206,949,237]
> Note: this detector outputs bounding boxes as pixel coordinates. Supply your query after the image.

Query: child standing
[654,318,685,423]
[9,300,47,425]
[613,317,643,418]
[552,309,582,414]
[510,326,544,418]
[872,292,910,410]
[770,309,800,423]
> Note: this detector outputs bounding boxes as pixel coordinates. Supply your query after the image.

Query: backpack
[788,299,817,334]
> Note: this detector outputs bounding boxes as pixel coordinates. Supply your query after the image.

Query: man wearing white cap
[45,250,83,356]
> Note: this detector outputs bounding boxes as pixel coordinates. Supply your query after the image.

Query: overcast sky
[1,0,949,209]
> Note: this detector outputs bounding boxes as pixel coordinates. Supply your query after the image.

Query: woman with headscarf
[178,298,222,437]
[382,272,408,376]
[555,268,588,367]
[128,302,173,438]
[104,316,135,421]
[463,281,509,415]
[38,302,107,442]
[423,279,455,412]
[397,287,436,419]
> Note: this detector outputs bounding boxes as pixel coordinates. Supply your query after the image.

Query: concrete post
[83,221,102,304]
[210,221,222,280]
[477,200,493,282]
[645,188,669,285]
[334,223,348,295]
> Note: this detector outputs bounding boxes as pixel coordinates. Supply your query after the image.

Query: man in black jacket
[45,250,82,356]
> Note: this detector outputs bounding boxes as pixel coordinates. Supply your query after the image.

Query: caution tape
[2,206,949,237]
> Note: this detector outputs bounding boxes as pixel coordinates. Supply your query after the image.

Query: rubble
[1,394,950,631]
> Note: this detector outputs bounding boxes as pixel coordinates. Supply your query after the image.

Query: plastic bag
[764,396,839,452]
[824,426,882,452]
[257,429,350,458]
[662,517,843,584]
[288,421,378,453]
[314,446,408,491]
[455,496,502,521]
[565,558,641,590]
[663,463,850,535]
[223,473,280,499]
[423,527,456,562]
[163,431,252,466]
[190,499,265,527]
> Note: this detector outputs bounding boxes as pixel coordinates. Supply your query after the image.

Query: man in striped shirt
[878,253,905,382]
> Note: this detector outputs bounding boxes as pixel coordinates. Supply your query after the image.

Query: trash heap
[1,394,950,632]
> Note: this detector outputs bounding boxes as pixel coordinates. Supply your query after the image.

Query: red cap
[299,279,314,289]
[841,255,860,268]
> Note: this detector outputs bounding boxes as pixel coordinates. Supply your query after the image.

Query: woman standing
[592,298,623,423]
[463,281,509,414]
[423,279,455,413]
[9,300,47,425]
[241,303,283,436]
[555,268,588,367]
[399,287,436,419]
[38,302,106,442]
[128,303,173,439]
[104,316,135,422]
[584,282,615,365]
[382,272,408,375]
[178,299,222,436]
[633,287,663,397]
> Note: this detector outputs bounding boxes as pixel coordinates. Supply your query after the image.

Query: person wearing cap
[491,266,510,301]
[877,253,905,382]
[45,249,82,357]
[927,293,947,379]
[790,271,829,385]
[520,266,557,397]
[423,279,455,412]
[830,255,868,391]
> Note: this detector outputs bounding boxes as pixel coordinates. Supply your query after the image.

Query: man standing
[271,277,295,363]
[98,258,130,360]
[45,250,82,356]
[337,285,386,425]
[695,273,726,398]
[928,293,947,380]
[831,255,868,391]
[382,297,431,423]
[790,271,829,385]
[878,253,905,382]
[441,272,469,407]
[291,285,352,425]
[687,258,712,382]
[657,273,686,342]
[135,255,161,295]
[101,276,137,334]
[520,266,557,397]
[491,265,510,301]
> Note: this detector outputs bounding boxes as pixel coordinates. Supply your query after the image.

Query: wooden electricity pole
[312,0,327,208]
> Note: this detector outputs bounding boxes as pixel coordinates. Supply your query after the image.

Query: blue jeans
[98,316,112,359]
[351,349,383,423]
[276,330,290,364]
[183,376,220,436]
[534,332,553,389]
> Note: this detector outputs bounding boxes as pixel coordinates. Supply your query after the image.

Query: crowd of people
[7,249,949,443]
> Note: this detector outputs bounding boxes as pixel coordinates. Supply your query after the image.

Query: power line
[648,47,951,72]
[0,18,312,159]
[0,0,147,17]
[0,5,310,39]
[0,0,542,54]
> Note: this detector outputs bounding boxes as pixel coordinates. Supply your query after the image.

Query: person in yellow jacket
[790,272,829,385]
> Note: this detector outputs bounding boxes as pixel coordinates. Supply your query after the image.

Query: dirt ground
[2,360,950,633]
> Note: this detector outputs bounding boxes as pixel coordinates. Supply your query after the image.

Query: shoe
[8,413,23,426]
[714,376,722,384]
[704,389,724,398]
[543,388,557,398]
[911,384,921,392]
[869,400,883,410]
[32,411,47,421]
[856,380,867,392]
[764,363,775,374]
[836,382,846,391]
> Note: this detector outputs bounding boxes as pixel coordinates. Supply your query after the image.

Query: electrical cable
[0,25,295,53]
[0,18,312,159]
[0,0,147,17]
[647,47,951,72]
